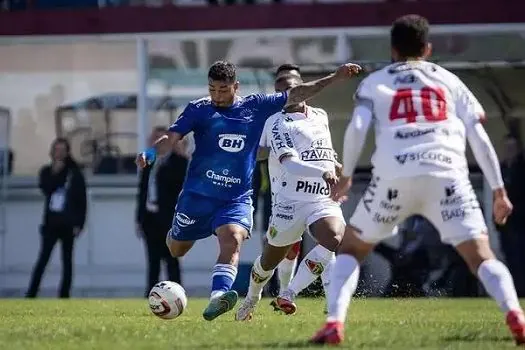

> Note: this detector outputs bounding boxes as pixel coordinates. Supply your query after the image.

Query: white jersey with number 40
[358,61,486,179]
[259,106,336,201]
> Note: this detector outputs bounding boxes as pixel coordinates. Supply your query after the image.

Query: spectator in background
[136,126,187,297]
[498,134,525,297]
[26,138,87,298]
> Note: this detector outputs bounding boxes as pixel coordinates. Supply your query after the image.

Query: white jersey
[358,60,486,179]
[259,106,336,201]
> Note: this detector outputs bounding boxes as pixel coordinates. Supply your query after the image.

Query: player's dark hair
[391,14,429,58]
[275,63,300,76]
[208,60,237,83]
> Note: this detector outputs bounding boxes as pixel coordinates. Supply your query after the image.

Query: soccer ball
[148,281,187,319]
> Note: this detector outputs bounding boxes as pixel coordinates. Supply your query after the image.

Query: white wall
[0,177,264,297]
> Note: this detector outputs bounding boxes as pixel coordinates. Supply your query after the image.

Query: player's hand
[334,63,362,80]
[330,175,352,204]
[135,152,147,169]
[493,188,513,225]
[322,171,338,190]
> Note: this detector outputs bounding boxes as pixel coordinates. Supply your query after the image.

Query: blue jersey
[169,92,288,201]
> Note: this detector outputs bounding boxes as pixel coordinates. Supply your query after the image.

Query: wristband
[144,147,156,165]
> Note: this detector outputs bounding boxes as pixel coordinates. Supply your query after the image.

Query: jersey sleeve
[353,79,375,111]
[252,92,288,118]
[268,117,297,161]
[168,103,198,136]
[455,81,486,127]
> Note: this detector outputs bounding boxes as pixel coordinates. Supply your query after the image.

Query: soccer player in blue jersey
[136,60,361,321]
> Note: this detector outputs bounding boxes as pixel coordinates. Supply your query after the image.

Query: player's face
[208,79,239,107]
[274,77,298,93]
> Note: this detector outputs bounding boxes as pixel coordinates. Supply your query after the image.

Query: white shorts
[349,174,487,246]
[267,195,345,247]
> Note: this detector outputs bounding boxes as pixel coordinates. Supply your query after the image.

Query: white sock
[278,257,297,294]
[477,259,522,313]
[287,245,335,296]
[321,253,336,300]
[247,256,274,299]
[327,254,360,323]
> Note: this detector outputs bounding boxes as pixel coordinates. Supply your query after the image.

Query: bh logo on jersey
[218,134,246,153]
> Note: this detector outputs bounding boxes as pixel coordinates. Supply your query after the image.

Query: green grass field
[0,298,521,349]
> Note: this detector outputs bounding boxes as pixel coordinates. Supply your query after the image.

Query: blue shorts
[169,191,254,241]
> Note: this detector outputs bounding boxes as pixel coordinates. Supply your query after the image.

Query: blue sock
[211,264,237,299]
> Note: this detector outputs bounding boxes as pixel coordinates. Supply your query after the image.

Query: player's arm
[285,63,361,107]
[466,123,504,191]
[341,102,373,178]
[269,119,328,178]
[457,85,512,224]
[330,100,373,202]
[457,85,504,191]
[136,104,195,168]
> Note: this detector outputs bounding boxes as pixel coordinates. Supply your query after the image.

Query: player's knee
[167,242,186,258]
[285,246,300,260]
[455,233,496,274]
[337,226,374,263]
[318,231,343,252]
[166,236,192,258]
[218,230,243,255]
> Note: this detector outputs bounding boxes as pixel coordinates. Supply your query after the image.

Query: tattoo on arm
[286,73,338,106]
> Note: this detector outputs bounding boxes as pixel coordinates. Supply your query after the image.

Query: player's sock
[287,245,335,297]
[477,259,522,313]
[210,263,238,300]
[326,254,360,323]
[277,257,297,293]
[320,253,336,299]
[247,256,274,299]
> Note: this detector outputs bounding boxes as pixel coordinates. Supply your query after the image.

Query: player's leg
[237,199,307,320]
[268,241,299,311]
[166,192,211,258]
[455,237,524,344]
[426,176,524,345]
[202,197,253,321]
[276,213,344,315]
[166,228,196,257]
[236,239,294,320]
[311,176,410,345]
[278,242,300,293]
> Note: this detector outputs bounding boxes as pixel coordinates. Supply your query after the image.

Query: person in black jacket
[136,126,188,297]
[26,138,87,298]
